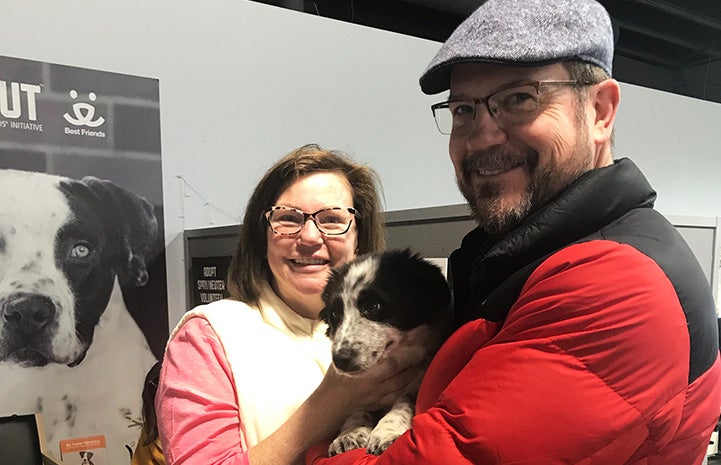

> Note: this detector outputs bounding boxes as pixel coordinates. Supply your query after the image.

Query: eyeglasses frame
[263,205,358,236]
[430,79,591,135]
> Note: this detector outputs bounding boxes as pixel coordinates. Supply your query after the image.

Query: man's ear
[589,78,621,145]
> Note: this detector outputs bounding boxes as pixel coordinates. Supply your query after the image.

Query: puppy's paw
[366,398,413,455]
[328,425,372,456]
[366,429,401,455]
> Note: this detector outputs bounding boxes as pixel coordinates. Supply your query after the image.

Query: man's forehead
[449,62,568,92]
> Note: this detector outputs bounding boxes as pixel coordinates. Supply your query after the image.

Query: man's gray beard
[459,172,532,236]
[460,150,592,236]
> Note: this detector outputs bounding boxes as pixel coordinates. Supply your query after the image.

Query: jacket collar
[451,158,657,320]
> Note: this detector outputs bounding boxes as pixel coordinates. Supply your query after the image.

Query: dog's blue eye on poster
[69,243,92,260]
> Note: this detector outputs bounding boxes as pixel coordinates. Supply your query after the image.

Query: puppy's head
[320,249,451,374]
[0,169,158,367]
[79,451,93,464]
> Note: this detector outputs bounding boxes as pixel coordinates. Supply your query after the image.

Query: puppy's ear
[321,264,346,306]
[320,263,351,336]
[396,249,451,315]
[417,261,451,313]
[81,177,158,287]
[318,306,329,323]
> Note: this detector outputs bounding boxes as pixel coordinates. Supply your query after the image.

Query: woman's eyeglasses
[263,205,357,236]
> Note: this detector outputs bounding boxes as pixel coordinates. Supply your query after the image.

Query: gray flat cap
[419,0,614,95]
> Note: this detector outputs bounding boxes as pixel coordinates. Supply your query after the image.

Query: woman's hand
[316,357,423,417]
[248,359,421,465]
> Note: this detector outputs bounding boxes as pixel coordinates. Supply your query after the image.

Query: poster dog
[0,169,158,463]
[320,249,452,455]
[79,450,95,465]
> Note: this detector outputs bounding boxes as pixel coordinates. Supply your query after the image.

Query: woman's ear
[589,78,621,145]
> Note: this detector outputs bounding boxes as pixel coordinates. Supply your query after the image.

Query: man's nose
[465,106,508,151]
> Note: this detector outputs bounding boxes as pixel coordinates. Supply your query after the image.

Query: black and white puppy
[320,249,452,455]
[0,169,158,465]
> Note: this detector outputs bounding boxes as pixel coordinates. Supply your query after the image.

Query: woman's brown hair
[226,144,385,306]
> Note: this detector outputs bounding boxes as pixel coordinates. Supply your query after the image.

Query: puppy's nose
[333,346,360,373]
[3,293,56,336]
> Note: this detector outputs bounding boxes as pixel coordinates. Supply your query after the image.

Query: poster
[190,256,232,308]
[59,435,109,465]
[0,55,168,465]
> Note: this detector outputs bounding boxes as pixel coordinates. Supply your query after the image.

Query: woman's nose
[297,218,323,245]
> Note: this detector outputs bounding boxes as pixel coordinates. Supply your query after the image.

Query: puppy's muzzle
[2,292,56,337]
[333,340,394,374]
[333,345,361,373]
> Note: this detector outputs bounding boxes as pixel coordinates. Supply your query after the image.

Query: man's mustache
[462,149,537,174]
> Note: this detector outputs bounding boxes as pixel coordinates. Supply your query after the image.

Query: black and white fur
[79,450,95,465]
[320,249,452,455]
[0,169,158,464]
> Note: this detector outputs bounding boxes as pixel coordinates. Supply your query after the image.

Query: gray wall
[3,0,721,328]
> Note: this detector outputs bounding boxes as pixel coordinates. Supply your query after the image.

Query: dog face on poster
[0,169,159,463]
[79,451,95,465]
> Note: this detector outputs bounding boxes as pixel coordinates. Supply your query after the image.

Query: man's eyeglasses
[264,206,357,236]
[430,80,589,135]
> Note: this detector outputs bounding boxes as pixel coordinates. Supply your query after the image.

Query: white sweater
[170,283,332,449]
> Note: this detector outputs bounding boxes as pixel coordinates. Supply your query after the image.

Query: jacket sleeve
[308,241,691,465]
[156,318,251,465]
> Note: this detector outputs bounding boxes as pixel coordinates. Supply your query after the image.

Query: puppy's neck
[387,321,447,369]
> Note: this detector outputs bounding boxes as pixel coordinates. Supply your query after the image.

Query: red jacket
[307,160,721,465]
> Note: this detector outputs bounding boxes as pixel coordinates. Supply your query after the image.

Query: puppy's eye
[360,301,382,318]
[70,243,93,259]
[322,301,342,324]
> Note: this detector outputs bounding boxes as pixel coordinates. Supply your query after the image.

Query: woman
[156,144,415,465]
[131,362,165,465]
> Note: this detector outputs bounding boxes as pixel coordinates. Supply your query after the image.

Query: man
[308,0,721,464]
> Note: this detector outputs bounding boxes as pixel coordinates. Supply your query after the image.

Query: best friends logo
[0,80,107,137]
[63,90,105,127]
[63,89,107,138]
